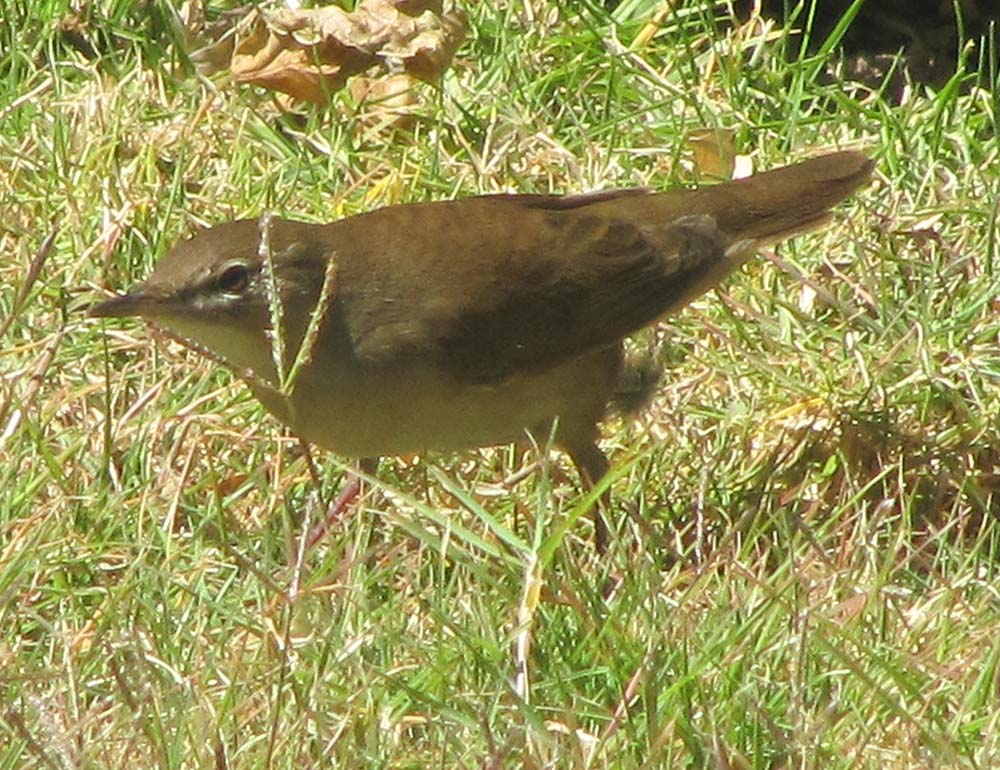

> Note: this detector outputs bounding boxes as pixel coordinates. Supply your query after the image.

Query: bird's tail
[577,149,874,323]
[674,150,875,245]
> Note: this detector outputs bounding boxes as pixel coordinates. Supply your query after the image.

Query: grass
[2,0,1000,768]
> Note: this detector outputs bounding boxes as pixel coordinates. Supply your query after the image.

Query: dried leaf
[687,127,736,180]
[228,1,467,106]
[348,72,420,132]
[361,0,469,82]
[230,8,366,104]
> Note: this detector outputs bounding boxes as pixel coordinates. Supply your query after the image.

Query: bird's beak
[87,290,160,319]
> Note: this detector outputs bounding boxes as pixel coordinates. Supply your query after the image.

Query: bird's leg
[568,443,612,553]
[306,456,379,549]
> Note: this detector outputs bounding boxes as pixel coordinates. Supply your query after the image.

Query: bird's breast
[247,348,620,458]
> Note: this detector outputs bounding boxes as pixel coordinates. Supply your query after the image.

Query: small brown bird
[90,151,873,548]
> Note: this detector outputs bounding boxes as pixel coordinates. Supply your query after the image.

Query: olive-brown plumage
[91,150,873,548]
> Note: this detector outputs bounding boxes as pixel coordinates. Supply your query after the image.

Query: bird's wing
[434,206,740,385]
[338,192,739,385]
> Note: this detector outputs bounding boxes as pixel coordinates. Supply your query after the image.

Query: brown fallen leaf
[229,0,467,106]
[348,72,420,133]
[686,127,737,181]
[363,0,469,82]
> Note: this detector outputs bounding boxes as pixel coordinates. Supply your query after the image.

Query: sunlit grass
[2,1,999,768]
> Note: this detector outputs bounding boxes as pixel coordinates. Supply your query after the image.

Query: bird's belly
[250,351,617,458]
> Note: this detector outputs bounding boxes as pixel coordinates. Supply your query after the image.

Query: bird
[89,150,873,549]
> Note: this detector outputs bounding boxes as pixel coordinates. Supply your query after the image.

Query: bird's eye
[216,263,251,295]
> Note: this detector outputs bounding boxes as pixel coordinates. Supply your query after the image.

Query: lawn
[2,1,999,768]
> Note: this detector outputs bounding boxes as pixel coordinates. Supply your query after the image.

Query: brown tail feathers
[678,150,874,245]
